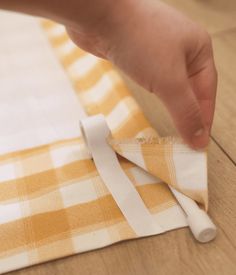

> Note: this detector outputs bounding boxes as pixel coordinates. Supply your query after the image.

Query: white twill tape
[80,114,164,236]
[170,187,217,243]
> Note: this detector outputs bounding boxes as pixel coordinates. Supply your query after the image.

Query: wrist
[66,0,138,58]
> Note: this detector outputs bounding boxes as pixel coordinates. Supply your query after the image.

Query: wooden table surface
[9,0,236,274]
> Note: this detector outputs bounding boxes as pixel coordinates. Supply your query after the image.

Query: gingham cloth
[0,12,208,273]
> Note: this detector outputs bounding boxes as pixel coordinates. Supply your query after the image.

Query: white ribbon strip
[80,114,163,236]
[170,187,216,243]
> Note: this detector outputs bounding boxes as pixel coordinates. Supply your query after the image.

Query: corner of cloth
[107,136,209,211]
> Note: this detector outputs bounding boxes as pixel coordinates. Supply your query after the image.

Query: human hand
[67,0,217,149]
[0,0,217,149]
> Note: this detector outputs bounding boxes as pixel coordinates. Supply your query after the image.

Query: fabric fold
[0,13,211,274]
[108,137,208,209]
[41,21,209,209]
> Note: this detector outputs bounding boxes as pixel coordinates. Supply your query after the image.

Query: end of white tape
[170,186,216,243]
[187,209,217,243]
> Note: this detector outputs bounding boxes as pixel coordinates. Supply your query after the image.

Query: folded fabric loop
[80,114,164,236]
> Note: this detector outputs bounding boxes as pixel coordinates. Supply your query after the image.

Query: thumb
[159,82,209,149]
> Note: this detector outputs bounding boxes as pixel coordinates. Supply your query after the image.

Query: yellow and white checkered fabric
[0,14,208,274]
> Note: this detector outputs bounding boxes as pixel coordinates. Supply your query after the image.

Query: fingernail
[194,128,204,137]
[191,128,209,149]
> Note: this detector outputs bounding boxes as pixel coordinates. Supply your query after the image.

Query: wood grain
[163,0,236,35]
[211,30,236,162]
[7,0,236,274]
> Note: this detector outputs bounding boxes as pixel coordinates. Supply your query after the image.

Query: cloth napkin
[0,13,208,274]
